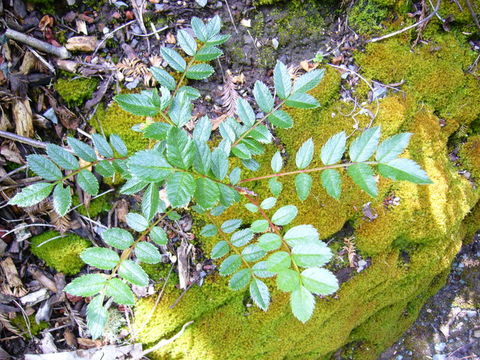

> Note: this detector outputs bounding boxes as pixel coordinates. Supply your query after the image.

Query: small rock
[65,36,97,52]
[432,355,446,360]
[434,342,446,352]
[473,330,480,338]
[465,310,476,318]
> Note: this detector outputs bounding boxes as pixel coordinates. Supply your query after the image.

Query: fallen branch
[137,321,194,359]
[5,29,70,59]
[0,130,48,149]
[367,0,441,43]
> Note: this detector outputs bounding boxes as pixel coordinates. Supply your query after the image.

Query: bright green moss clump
[30,231,91,275]
[11,314,48,339]
[90,102,150,153]
[55,78,98,107]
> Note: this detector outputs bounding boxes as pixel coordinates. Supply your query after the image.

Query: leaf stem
[109,209,173,278]
[241,193,299,272]
[207,214,251,269]
[238,161,379,184]
[232,100,286,147]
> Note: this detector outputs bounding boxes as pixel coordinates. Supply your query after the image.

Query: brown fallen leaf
[66,36,98,52]
[0,257,28,298]
[12,99,33,137]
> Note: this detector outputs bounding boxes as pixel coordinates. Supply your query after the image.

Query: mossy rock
[132,77,479,360]
[95,20,480,360]
[459,135,480,180]
[30,231,91,275]
[55,78,98,108]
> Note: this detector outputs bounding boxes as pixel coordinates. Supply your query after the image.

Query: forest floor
[0,0,479,359]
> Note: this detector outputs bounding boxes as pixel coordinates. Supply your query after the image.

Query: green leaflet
[91,134,114,158]
[101,228,134,250]
[27,154,62,181]
[284,225,319,247]
[160,47,186,72]
[253,81,274,113]
[219,254,241,276]
[77,170,99,196]
[221,219,242,233]
[295,173,312,201]
[276,269,300,292]
[46,144,79,170]
[272,205,298,226]
[106,278,135,305]
[268,110,293,129]
[166,172,196,208]
[273,61,291,99]
[86,296,108,339]
[271,151,283,173]
[64,274,106,297]
[292,69,325,93]
[128,150,173,182]
[167,127,194,170]
[135,242,161,264]
[301,268,339,296]
[114,93,159,117]
[150,67,176,91]
[292,242,332,267]
[177,29,197,56]
[376,132,412,162]
[126,213,149,232]
[150,227,168,245]
[67,137,97,162]
[290,286,315,323]
[295,138,314,169]
[118,260,149,286]
[349,126,381,162]
[378,158,432,184]
[320,131,346,165]
[186,64,215,80]
[211,240,229,259]
[229,269,251,290]
[142,183,159,221]
[80,248,119,270]
[347,163,378,197]
[321,169,342,199]
[266,251,291,272]
[260,197,277,210]
[194,178,219,209]
[249,278,270,311]
[52,184,71,216]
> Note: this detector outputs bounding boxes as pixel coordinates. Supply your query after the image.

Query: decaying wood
[5,29,70,59]
[12,99,33,138]
[0,257,28,298]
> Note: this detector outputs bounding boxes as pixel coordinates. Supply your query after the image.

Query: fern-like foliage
[8,15,431,337]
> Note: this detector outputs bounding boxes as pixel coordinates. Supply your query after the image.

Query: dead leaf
[76,19,88,35]
[0,141,24,164]
[65,36,98,52]
[38,15,55,31]
[240,19,251,27]
[19,51,38,75]
[165,32,176,44]
[12,99,33,137]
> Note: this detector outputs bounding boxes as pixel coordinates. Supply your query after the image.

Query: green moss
[30,231,91,275]
[11,314,48,339]
[55,78,98,108]
[459,135,480,179]
[73,194,112,217]
[348,0,389,35]
[355,34,480,128]
[90,102,150,153]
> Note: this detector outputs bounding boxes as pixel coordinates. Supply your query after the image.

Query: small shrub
[9,16,431,338]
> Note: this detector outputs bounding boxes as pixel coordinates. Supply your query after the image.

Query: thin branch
[0,130,48,149]
[5,29,71,59]
[367,0,441,43]
[93,20,137,56]
[137,320,194,358]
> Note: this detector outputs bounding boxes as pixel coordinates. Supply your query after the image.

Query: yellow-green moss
[11,314,48,339]
[30,231,91,275]
[348,0,388,35]
[355,34,480,128]
[461,201,480,243]
[90,102,150,153]
[55,78,98,107]
[73,194,112,217]
[459,135,480,179]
